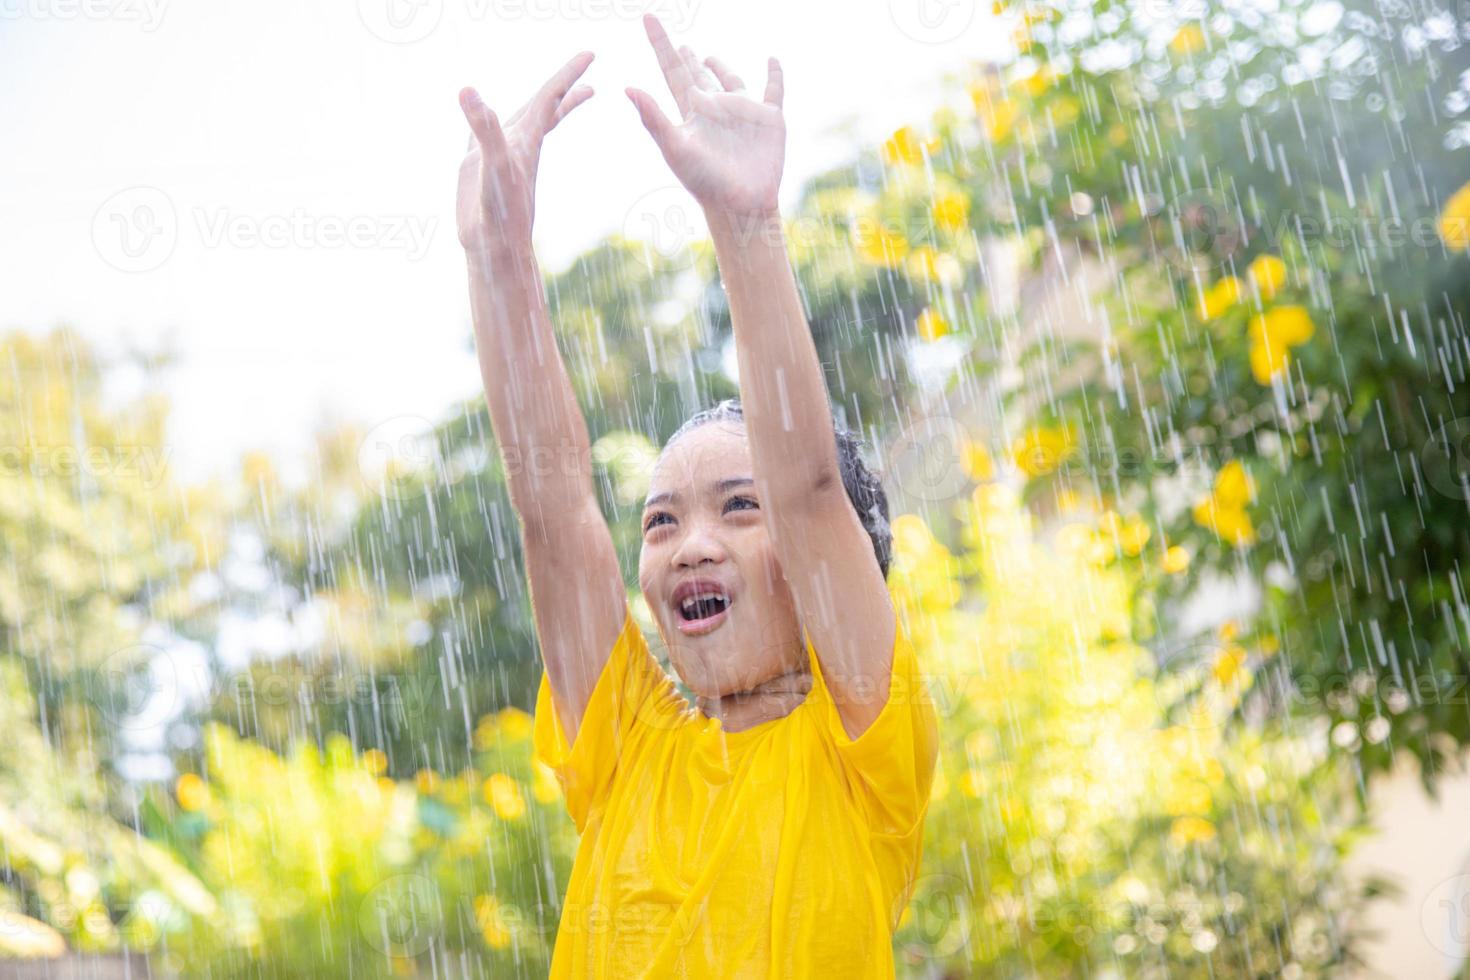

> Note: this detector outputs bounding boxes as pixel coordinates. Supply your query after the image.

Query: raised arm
[627,16,897,738]
[458,53,626,745]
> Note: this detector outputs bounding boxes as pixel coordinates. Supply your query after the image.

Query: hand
[457,52,595,253]
[626,14,785,218]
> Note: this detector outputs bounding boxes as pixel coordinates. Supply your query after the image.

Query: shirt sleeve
[807,610,941,838]
[532,602,681,832]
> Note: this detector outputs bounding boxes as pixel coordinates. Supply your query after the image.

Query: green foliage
[945,0,1470,789]
[889,489,1373,977]
[0,329,222,958]
[148,714,572,977]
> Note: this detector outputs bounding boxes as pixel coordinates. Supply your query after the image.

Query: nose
[670,518,728,570]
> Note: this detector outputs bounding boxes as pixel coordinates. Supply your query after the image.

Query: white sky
[1,0,1008,486]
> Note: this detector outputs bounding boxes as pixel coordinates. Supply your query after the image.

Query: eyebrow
[643,477,755,511]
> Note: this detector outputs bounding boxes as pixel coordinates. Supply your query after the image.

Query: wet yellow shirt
[532,603,940,978]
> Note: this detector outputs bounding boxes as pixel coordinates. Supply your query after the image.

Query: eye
[643,512,671,533]
[725,495,758,513]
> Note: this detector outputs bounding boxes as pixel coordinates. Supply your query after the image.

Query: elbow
[810,462,842,497]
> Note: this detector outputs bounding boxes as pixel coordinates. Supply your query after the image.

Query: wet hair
[663,398,893,579]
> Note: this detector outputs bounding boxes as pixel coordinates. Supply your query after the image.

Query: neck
[697,664,813,732]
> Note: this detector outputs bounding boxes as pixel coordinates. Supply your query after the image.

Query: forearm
[707,208,842,503]
[465,242,596,527]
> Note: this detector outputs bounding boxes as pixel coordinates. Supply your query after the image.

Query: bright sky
[1,0,1008,486]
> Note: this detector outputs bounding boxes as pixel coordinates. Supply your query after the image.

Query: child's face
[638,421,805,699]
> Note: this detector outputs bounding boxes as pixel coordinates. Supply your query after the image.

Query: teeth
[679,592,728,616]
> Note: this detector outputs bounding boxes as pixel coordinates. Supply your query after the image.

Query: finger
[642,13,694,116]
[680,44,718,91]
[703,55,746,92]
[459,87,508,161]
[626,87,678,153]
[530,50,595,128]
[763,57,784,108]
[549,84,594,129]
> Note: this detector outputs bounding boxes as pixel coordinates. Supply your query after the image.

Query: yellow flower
[1099,510,1151,556]
[1015,66,1057,98]
[474,895,512,950]
[175,773,208,812]
[1107,123,1128,147]
[1048,96,1081,129]
[892,514,939,561]
[1247,306,1314,384]
[1162,545,1190,574]
[1213,460,1254,510]
[1165,780,1213,816]
[1251,305,1315,347]
[1211,643,1250,687]
[931,191,971,232]
[1197,276,1242,320]
[1011,425,1074,478]
[1194,462,1255,546]
[1246,254,1288,299]
[882,126,939,167]
[484,773,526,821]
[972,85,1019,142]
[960,440,994,481]
[496,706,532,741]
[1439,180,1470,251]
[361,748,387,775]
[854,221,910,267]
[1170,24,1206,56]
[414,769,439,795]
[915,308,950,342]
[1249,337,1292,384]
[988,98,1019,142]
[1193,499,1255,547]
[1170,816,1217,845]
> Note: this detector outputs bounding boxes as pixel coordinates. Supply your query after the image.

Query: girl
[456,15,939,977]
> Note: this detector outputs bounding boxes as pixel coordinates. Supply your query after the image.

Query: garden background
[3,0,1470,975]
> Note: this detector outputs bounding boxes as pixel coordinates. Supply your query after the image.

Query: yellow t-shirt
[532,602,941,978]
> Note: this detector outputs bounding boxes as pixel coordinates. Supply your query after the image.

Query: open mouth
[675,592,732,634]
